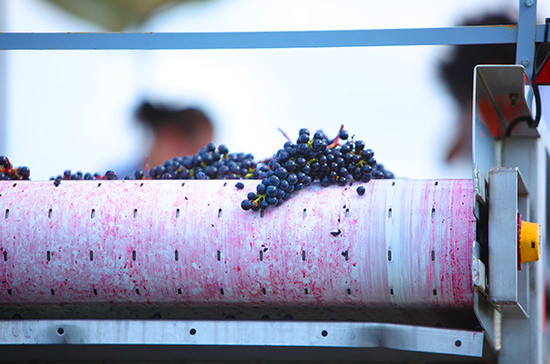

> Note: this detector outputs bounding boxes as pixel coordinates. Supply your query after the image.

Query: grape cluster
[240,128,393,212]
[132,143,258,181]
[1,126,394,213]
[51,169,118,181]
[0,156,30,180]
[49,169,118,186]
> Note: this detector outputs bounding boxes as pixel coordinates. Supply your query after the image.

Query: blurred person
[439,11,550,165]
[437,12,517,165]
[118,99,214,178]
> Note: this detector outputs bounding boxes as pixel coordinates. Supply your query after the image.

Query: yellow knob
[519,220,541,264]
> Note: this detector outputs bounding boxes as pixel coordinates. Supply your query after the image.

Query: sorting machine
[0,1,549,363]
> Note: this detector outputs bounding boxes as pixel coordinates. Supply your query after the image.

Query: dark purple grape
[276,150,290,163]
[266,196,278,205]
[297,133,309,144]
[313,130,326,139]
[274,167,288,179]
[256,183,266,195]
[241,200,252,211]
[283,159,297,172]
[341,143,351,154]
[311,139,324,151]
[361,149,374,160]
[287,173,298,185]
[105,170,117,180]
[17,166,30,180]
[268,175,280,186]
[283,141,295,151]
[206,143,216,152]
[297,143,309,155]
[266,185,278,197]
[280,179,290,191]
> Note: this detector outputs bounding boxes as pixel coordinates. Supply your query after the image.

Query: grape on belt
[0,126,394,212]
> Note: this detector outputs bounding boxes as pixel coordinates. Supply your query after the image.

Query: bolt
[520,58,531,67]
[525,0,534,7]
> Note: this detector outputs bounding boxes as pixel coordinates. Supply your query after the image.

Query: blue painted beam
[516,0,538,79]
[0,25,547,50]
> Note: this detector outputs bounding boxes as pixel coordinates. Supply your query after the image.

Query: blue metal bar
[0,25,547,50]
[516,0,537,80]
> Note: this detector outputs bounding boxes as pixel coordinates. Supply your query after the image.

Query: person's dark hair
[438,13,517,107]
[135,100,212,137]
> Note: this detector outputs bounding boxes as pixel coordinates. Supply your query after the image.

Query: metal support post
[516,0,537,81]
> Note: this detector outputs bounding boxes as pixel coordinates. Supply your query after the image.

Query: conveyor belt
[0,179,476,327]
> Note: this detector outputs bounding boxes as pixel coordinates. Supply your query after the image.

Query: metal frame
[472,63,547,362]
[0,25,548,50]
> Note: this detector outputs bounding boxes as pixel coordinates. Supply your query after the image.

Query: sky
[1,0,548,180]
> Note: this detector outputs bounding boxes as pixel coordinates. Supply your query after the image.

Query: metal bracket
[472,241,487,292]
[473,169,487,221]
[487,167,530,317]
[472,65,537,187]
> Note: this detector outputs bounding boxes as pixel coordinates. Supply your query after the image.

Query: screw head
[525,0,534,6]
[520,58,531,67]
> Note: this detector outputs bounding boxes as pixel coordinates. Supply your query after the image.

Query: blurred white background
[1,0,548,180]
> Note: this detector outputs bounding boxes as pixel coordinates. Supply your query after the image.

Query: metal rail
[0,319,484,357]
[0,25,547,50]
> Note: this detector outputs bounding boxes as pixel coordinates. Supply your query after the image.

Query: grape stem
[144,155,151,173]
[253,194,266,206]
[277,127,292,143]
[328,124,345,148]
